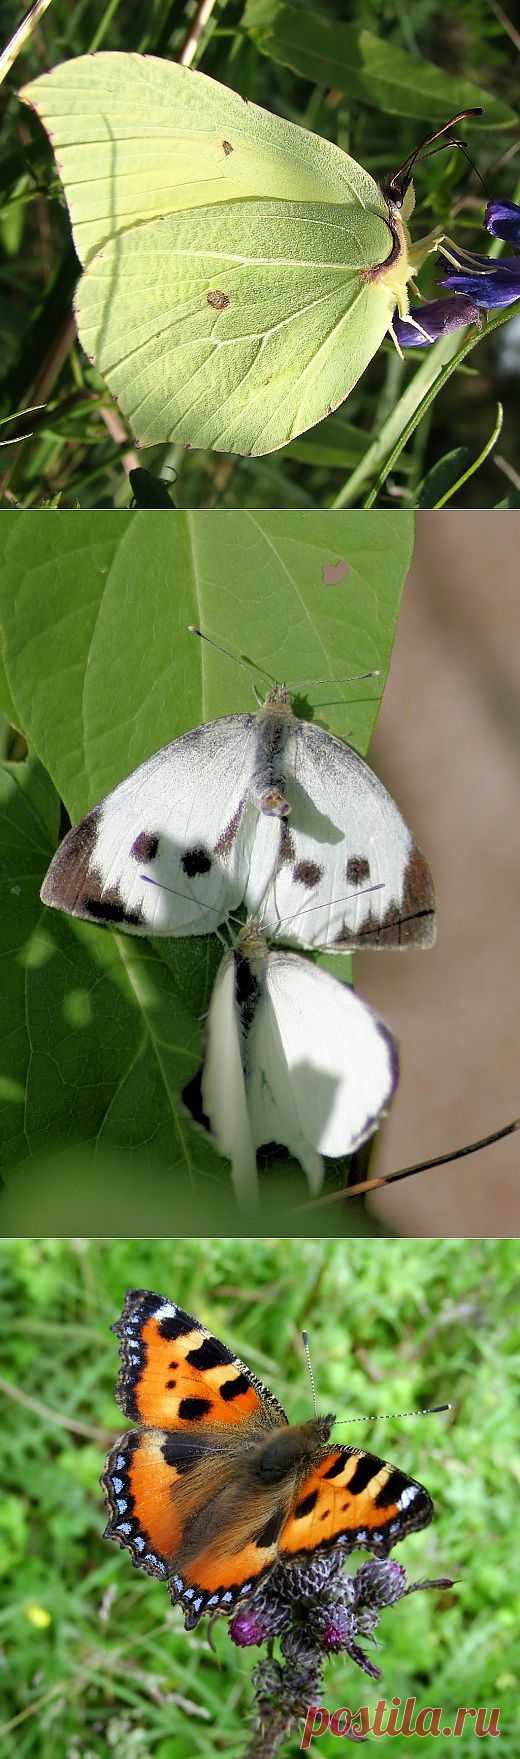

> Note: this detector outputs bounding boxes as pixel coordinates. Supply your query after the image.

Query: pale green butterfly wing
[20,52,383,263]
[75,199,395,453]
[21,52,403,454]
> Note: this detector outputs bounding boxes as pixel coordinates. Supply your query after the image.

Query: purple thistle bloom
[485,199,520,246]
[393,296,481,348]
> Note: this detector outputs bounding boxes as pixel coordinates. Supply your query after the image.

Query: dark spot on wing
[131,831,159,862]
[215,800,245,859]
[187,1336,235,1371]
[179,1396,212,1421]
[41,807,103,912]
[182,846,212,877]
[345,1455,378,1496]
[252,1507,285,1549]
[294,1489,318,1519]
[83,893,143,928]
[401,844,436,946]
[335,842,435,949]
[293,860,323,889]
[374,1468,409,1509]
[322,1455,345,1480]
[346,855,370,885]
[220,1372,251,1402]
[222,139,233,155]
[158,1313,193,1341]
[166,1379,176,1389]
[207,289,230,310]
[161,1434,206,1473]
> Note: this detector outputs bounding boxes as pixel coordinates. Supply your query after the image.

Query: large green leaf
[0,509,413,1223]
[0,509,414,814]
[20,53,420,454]
[244,1,517,129]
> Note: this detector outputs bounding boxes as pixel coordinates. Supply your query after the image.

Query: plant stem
[331,298,520,509]
[179,0,222,66]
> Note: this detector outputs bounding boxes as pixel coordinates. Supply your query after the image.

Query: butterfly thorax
[252,1415,336,1485]
[365,185,440,321]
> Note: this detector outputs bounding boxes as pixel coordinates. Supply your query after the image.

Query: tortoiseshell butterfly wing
[279,1443,433,1561]
[103,1291,433,1629]
[103,1289,290,1622]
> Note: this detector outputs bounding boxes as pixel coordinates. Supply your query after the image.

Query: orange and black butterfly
[103,1290,433,1629]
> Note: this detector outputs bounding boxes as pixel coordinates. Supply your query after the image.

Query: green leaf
[282,412,369,469]
[496,489,520,508]
[0,508,414,816]
[417,446,470,507]
[0,508,413,1222]
[244,1,517,128]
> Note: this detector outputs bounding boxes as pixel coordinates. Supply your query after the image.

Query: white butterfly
[184,919,399,1205]
[40,684,435,951]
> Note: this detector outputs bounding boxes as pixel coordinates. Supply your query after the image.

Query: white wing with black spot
[249,722,435,949]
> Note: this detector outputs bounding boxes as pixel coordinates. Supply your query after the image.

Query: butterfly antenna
[188,625,277,685]
[294,669,380,688]
[385,108,483,204]
[302,1329,318,1417]
[295,1115,520,1212]
[333,1403,452,1427]
[272,881,385,938]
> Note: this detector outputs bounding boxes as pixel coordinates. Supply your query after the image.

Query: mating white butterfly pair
[41,678,435,1200]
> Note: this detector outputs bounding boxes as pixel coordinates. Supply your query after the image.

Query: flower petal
[485,199,520,246]
[393,297,480,348]
[440,262,520,309]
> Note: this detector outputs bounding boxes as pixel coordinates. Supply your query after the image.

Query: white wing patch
[41,717,259,936]
[200,951,259,1207]
[193,933,398,1200]
[249,722,435,949]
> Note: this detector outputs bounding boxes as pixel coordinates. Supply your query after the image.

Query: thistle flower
[230,1551,455,1758]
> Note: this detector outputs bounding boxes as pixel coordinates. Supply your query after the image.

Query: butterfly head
[261,684,294,720]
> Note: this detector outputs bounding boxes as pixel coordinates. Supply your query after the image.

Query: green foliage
[1,0,519,506]
[0,507,413,1230]
[244,0,516,127]
[0,1235,518,1757]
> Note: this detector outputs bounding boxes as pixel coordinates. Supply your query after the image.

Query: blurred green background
[0,1234,518,1756]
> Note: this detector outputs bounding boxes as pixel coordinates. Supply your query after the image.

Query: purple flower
[485,199,520,246]
[321,1601,355,1652]
[440,260,520,309]
[229,1597,290,1647]
[393,296,481,348]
